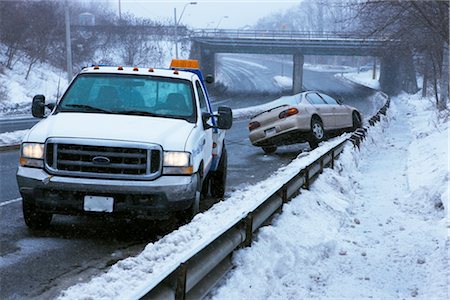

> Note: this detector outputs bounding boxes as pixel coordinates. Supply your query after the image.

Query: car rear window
[306,93,325,105]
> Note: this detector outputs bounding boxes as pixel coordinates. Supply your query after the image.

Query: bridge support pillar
[293,53,304,94]
[189,42,216,78]
[380,50,418,95]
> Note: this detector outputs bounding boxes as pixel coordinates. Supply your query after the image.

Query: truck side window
[196,81,210,113]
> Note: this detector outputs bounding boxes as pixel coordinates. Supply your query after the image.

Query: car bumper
[249,116,311,146]
[16,167,198,219]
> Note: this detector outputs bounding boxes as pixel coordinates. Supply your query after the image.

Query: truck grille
[45,138,162,180]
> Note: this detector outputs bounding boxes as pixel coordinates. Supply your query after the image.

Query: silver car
[248,91,362,153]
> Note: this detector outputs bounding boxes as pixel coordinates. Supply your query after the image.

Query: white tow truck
[17,60,232,229]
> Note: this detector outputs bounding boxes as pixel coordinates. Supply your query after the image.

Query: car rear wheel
[309,117,325,149]
[23,197,52,230]
[352,111,362,130]
[262,145,277,154]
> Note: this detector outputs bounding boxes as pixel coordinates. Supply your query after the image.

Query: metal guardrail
[134,93,390,300]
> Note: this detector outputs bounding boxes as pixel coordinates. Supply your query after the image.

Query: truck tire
[210,146,227,198]
[23,197,52,230]
[180,173,202,223]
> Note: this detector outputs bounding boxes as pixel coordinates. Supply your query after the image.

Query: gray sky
[114,0,301,29]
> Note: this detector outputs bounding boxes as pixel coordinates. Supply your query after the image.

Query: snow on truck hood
[25,112,195,151]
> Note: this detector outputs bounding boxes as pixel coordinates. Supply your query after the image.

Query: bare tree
[352,0,449,108]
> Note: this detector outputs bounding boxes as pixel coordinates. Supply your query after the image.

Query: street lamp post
[174,2,197,59]
[64,0,73,83]
[215,15,229,30]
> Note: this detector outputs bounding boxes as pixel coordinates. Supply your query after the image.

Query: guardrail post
[241,213,253,248]
[281,185,288,203]
[175,263,188,300]
[331,150,335,169]
[304,168,310,190]
[320,158,324,174]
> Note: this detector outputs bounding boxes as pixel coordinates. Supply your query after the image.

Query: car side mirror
[205,74,214,84]
[217,106,232,130]
[32,95,46,118]
[202,112,212,130]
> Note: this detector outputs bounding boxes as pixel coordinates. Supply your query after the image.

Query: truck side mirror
[201,112,212,130]
[217,106,232,130]
[32,95,46,118]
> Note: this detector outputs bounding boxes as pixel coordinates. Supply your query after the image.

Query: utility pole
[64,0,73,83]
[174,8,178,58]
[118,0,122,20]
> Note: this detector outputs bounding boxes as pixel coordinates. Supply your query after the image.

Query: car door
[305,92,335,129]
[195,80,214,174]
[319,93,352,128]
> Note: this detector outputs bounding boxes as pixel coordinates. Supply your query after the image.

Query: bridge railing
[191,29,379,41]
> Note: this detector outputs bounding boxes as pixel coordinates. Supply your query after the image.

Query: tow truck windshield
[57,73,197,122]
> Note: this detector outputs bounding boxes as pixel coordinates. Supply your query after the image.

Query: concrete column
[200,48,216,78]
[292,53,304,94]
[379,54,401,95]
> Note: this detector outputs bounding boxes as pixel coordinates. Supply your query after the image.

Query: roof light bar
[170,59,200,69]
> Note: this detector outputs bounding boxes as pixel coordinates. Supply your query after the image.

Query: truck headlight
[163,151,193,175]
[20,143,44,168]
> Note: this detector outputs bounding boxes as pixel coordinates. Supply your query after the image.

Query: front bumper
[16,167,198,219]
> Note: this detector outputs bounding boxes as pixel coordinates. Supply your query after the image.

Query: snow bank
[0,129,28,146]
[273,75,292,90]
[338,69,381,90]
[0,45,67,116]
[210,92,449,299]
[304,63,356,73]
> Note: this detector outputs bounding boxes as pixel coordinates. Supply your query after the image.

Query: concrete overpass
[189,30,418,95]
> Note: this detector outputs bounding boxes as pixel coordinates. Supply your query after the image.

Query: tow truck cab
[17,60,232,229]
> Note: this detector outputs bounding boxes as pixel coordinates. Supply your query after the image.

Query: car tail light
[279,107,299,119]
[248,121,261,131]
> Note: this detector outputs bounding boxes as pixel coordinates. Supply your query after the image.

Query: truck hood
[26,112,196,151]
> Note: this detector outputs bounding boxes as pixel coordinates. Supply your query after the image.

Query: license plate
[84,196,114,213]
[265,128,277,137]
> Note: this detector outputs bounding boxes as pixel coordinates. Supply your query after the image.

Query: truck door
[195,80,213,175]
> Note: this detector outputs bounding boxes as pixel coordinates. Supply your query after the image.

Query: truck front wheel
[179,173,202,223]
[210,146,227,198]
[23,197,52,230]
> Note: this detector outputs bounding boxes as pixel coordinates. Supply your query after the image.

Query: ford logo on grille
[92,156,110,165]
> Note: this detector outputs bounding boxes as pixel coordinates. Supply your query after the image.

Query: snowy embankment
[0,44,67,116]
[210,92,449,299]
[338,69,381,90]
[0,129,28,146]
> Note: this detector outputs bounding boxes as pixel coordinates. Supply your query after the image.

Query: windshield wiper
[62,104,112,113]
[114,110,159,117]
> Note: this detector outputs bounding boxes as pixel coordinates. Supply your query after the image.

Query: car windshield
[57,73,196,122]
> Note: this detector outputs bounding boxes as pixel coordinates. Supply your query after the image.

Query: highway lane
[0,55,378,299]
[0,116,38,134]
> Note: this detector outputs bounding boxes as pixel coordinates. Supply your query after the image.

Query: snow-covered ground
[339,69,381,90]
[0,52,67,116]
[0,129,28,146]
[210,92,449,299]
